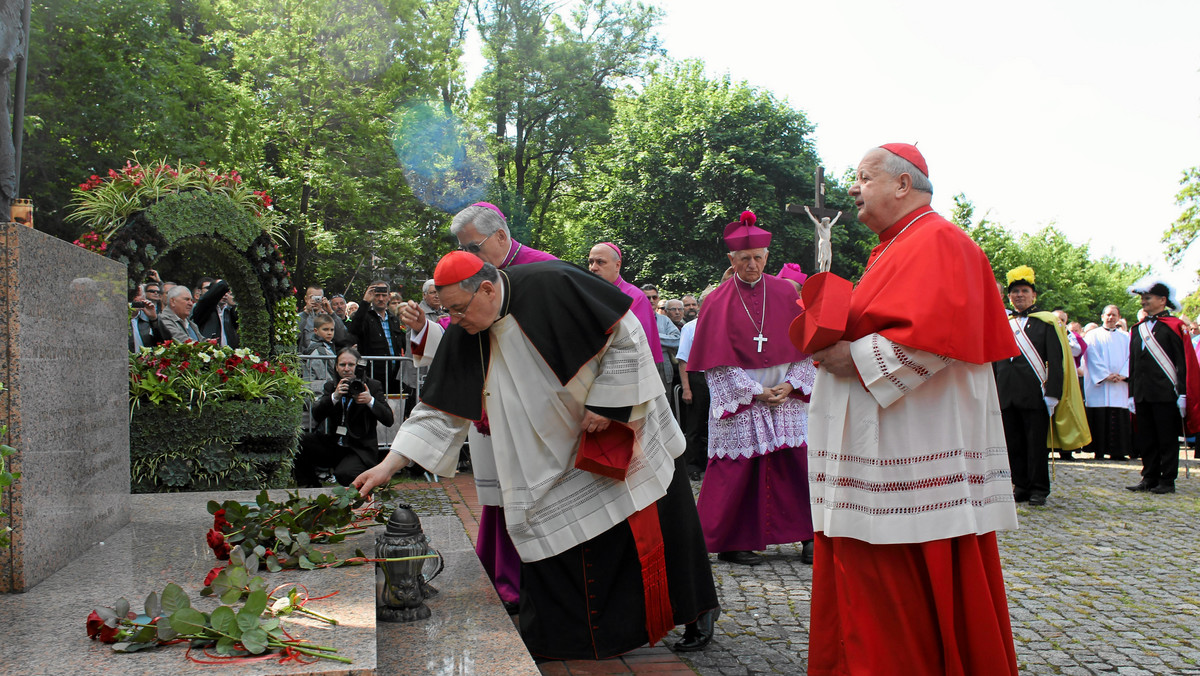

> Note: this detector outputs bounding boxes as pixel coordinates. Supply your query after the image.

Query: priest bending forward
[805,144,1020,675]
[354,252,718,659]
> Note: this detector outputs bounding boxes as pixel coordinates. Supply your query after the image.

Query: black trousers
[294,431,384,487]
[681,371,710,473]
[1002,406,1051,498]
[1134,401,1181,487]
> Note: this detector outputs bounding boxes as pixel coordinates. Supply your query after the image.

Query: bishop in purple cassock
[686,211,816,566]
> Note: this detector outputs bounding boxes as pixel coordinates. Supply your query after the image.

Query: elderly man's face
[456,222,509,267]
[850,149,904,233]
[682,295,698,320]
[441,281,500,334]
[665,300,684,324]
[330,296,347,318]
[587,244,621,284]
[168,291,194,318]
[1140,293,1167,316]
[1008,285,1036,313]
[1101,306,1120,329]
[728,247,769,284]
[423,286,442,310]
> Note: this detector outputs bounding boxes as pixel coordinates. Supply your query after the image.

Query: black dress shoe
[717,550,763,566]
[1013,490,1031,503]
[502,600,520,615]
[1028,494,1047,506]
[1126,480,1156,492]
[800,540,814,565]
[674,607,720,652]
[1150,483,1176,494]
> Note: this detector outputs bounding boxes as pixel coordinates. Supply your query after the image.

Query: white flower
[199,353,212,363]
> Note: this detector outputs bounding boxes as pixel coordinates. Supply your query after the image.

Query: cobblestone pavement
[677,455,1200,675]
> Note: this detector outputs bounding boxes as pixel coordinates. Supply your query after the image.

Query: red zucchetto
[723,210,772,251]
[433,250,485,286]
[879,143,929,178]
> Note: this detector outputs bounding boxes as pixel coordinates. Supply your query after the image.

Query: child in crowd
[303,314,338,382]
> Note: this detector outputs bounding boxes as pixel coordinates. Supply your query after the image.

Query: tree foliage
[1162,166,1200,266]
[572,60,869,295]
[470,0,663,245]
[954,195,1148,323]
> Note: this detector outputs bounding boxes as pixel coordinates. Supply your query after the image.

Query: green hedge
[130,398,302,493]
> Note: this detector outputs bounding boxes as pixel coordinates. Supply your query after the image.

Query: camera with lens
[131,300,150,309]
[347,362,369,397]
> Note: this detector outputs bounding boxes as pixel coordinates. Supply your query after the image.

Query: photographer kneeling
[295,347,396,487]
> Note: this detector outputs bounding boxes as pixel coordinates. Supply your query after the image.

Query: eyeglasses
[646,294,659,301]
[446,288,480,317]
[458,231,495,254]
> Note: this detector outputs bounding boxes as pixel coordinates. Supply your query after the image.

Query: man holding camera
[299,284,352,351]
[295,347,396,487]
[129,283,166,351]
[349,280,407,396]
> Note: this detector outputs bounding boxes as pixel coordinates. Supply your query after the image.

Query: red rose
[203,565,224,587]
[212,509,230,531]
[86,610,104,639]
[206,528,231,560]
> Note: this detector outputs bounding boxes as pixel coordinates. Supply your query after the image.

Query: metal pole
[11,0,32,198]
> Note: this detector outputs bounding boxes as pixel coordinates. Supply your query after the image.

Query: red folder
[789,272,853,353]
[576,422,635,481]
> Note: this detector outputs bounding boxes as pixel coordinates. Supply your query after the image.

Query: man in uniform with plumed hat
[687,210,817,567]
[356,252,718,659]
[1126,276,1200,493]
[803,144,1021,674]
[993,265,1077,506]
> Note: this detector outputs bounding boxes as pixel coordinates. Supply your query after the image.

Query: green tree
[1162,166,1200,265]
[955,196,1147,322]
[470,0,663,245]
[22,0,238,241]
[572,60,868,295]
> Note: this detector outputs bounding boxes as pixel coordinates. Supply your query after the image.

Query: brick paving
[409,452,1200,675]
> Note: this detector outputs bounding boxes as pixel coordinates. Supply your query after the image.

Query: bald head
[587,243,621,283]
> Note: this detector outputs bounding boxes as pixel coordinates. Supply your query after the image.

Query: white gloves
[1044,396,1059,417]
[1178,395,1187,418]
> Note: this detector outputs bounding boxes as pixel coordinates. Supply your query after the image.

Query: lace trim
[892,342,932,380]
[872,335,910,393]
[810,468,1013,492]
[809,445,1009,466]
[811,493,1015,515]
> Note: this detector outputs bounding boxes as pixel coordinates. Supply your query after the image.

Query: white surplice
[1082,328,1130,409]
[807,333,1019,545]
[391,311,684,562]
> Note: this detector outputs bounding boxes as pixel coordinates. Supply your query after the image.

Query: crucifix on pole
[786,166,842,273]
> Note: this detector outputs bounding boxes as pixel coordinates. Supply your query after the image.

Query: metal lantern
[375,503,443,622]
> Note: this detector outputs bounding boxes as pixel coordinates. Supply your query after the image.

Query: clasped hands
[756,382,794,407]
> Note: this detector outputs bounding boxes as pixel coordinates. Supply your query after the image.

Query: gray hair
[166,285,193,302]
[877,148,933,194]
[450,205,510,238]
[437,262,500,294]
[422,279,436,294]
[666,299,684,310]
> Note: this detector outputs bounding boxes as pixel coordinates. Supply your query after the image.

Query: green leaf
[156,619,178,642]
[242,589,269,618]
[130,623,157,643]
[243,553,259,573]
[115,598,130,619]
[253,545,266,557]
[265,557,282,573]
[209,605,239,638]
[161,583,191,613]
[215,635,238,655]
[220,586,244,605]
[227,566,248,589]
[170,607,208,635]
[260,617,280,632]
[111,641,159,653]
[297,555,316,570]
[240,627,269,654]
[273,526,292,545]
[207,500,221,514]
[94,606,118,622]
[144,591,162,619]
[248,576,267,592]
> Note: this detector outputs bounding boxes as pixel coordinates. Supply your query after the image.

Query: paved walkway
[408,453,1200,675]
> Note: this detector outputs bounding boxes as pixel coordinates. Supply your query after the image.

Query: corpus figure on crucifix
[685,210,817,567]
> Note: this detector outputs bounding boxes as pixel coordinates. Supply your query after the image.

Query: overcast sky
[466,0,1200,294]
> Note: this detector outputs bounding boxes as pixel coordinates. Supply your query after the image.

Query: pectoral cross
[753,333,768,352]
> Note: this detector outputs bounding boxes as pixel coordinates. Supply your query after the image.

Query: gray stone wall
[0,224,130,592]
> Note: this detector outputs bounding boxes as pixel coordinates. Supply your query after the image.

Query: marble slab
[0,489,376,675]
[0,224,131,591]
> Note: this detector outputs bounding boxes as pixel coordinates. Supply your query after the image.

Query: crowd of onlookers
[129,270,239,350]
